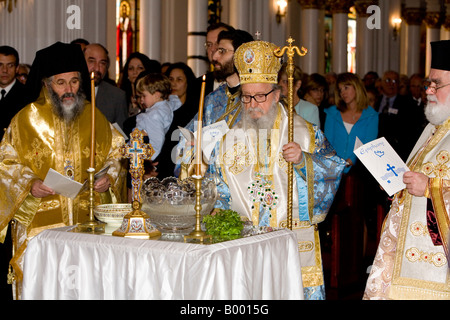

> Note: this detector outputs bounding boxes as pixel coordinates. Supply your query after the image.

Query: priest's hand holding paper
[282,142,303,164]
[31,180,56,198]
[403,171,429,197]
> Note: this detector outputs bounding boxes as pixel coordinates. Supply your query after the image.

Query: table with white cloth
[21,227,304,300]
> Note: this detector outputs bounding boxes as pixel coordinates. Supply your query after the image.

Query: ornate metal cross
[120,128,155,205]
[274,37,307,230]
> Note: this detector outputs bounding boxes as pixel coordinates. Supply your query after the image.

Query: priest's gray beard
[425,94,450,125]
[241,101,278,132]
[48,86,86,123]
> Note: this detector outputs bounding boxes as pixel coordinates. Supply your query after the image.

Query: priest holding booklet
[364,40,450,300]
[0,42,127,299]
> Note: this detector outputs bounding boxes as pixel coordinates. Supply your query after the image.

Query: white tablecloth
[22,228,303,300]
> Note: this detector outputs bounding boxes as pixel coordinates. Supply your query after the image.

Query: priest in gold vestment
[0,42,126,298]
[364,40,450,300]
[208,41,346,299]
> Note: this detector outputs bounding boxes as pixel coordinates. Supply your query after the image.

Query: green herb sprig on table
[202,209,244,238]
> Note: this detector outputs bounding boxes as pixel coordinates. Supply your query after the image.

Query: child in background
[135,73,182,160]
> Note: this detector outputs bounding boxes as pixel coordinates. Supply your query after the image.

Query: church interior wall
[1,0,450,80]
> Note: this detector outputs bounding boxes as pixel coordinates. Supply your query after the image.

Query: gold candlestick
[184,175,211,243]
[274,37,307,230]
[76,72,105,233]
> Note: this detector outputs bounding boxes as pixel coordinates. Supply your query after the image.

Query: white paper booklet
[43,168,84,199]
[43,166,110,199]
[354,137,409,196]
[178,120,230,162]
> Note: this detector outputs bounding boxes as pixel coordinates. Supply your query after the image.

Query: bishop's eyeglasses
[423,81,450,94]
[241,89,275,104]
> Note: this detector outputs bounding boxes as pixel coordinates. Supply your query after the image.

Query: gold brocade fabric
[364,120,450,300]
[0,88,127,297]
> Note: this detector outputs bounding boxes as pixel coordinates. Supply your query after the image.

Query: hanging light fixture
[276,0,287,24]
[0,0,17,13]
[392,17,402,41]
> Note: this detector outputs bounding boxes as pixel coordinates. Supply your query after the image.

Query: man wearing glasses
[0,42,126,299]
[376,70,423,162]
[364,40,450,300]
[176,29,253,178]
[209,40,346,300]
[199,22,235,96]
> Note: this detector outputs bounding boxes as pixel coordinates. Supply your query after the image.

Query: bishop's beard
[425,94,450,126]
[48,86,86,123]
[240,101,278,132]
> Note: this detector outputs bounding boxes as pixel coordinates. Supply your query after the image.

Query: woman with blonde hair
[323,74,379,285]
[324,72,378,173]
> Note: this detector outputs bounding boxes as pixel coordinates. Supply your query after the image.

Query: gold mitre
[234,41,282,84]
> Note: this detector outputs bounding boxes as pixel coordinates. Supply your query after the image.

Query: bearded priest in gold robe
[208,41,346,300]
[364,41,450,300]
[0,42,127,299]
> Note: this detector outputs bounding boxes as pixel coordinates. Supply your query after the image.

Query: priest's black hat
[431,40,450,71]
[25,41,91,104]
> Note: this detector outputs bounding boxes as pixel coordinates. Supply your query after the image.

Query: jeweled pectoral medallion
[64,160,74,180]
[248,172,279,212]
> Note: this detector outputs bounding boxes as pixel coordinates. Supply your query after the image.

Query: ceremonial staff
[274,37,307,230]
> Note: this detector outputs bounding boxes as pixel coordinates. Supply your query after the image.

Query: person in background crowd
[302,73,329,129]
[119,52,161,116]
[398,74,410,96]
[0,46,28,140]
[375,70,423,161]
[409,73,428,131]
[155,62,199,179]
[84,43,128,129]
[70,38,90,50]
[326,72,337,106]
[16,63,30,85]
[409,73,425,107]
[278,63,320,128]
[324,72,378,174]
[198,22,235,96]
[362,71,379,90]
[135,73,181,161]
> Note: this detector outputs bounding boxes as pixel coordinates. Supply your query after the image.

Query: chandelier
[0,0,17,13]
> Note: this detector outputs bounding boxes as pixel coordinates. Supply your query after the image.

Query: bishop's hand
[282,142,303,165]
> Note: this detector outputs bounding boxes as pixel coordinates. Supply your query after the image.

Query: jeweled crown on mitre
[234,41,282,84]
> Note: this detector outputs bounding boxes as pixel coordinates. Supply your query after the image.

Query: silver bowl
[141,177,217,236]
